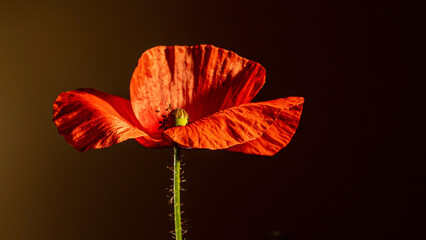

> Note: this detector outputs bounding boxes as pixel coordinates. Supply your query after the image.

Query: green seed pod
[171,108,189,126]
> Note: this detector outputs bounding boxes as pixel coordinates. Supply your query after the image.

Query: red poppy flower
[53,45,304,156]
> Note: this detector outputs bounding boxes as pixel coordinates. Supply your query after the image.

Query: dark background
[0,0,423,239]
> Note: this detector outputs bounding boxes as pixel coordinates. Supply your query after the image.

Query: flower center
[170,107,189,127]
[158,107,189,130]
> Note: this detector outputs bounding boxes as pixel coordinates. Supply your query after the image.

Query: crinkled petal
[227,97,304,156]
[163,98,300,150]
[53,88,167,152]
[130,45,266,138]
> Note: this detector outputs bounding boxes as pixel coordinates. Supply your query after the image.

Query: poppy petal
[163,98,301,151]
[53,88,167,152]
[130,45,266,138]
[135,136,171,148]
[227,97,304,156]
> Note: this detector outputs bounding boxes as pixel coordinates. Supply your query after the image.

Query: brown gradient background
[0,0,423,239]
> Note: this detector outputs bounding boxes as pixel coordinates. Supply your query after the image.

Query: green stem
[173,145,182,240]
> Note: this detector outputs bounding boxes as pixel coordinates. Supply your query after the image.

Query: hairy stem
[173,145,182,240]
